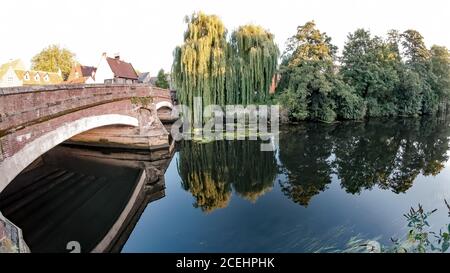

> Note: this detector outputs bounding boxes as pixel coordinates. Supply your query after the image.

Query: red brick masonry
[0,84,172,161]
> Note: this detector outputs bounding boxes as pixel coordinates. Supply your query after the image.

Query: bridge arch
[155,101,173,111]
[0,114,138,193]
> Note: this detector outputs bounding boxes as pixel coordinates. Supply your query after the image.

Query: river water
[2,116,450,252]
[123,116,450,252]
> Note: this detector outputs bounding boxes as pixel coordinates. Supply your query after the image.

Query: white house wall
[94,55,114,84]
[0,67,22,87]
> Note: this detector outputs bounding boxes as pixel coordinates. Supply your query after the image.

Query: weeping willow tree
[230,25,279,105]
[172,12,228,125]
[172,13,279,124]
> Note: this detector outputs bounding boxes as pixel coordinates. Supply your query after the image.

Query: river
[2,116,450,252]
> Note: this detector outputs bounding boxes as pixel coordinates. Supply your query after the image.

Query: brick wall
[0,84,167,161]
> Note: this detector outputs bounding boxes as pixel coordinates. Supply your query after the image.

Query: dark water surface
[3,116,450,252]
[123,117,450,252]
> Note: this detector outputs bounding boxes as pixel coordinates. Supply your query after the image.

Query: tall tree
[172,11,229,116]
[401,30,436,114]
[155,68,170,89]
[230,25,279,104]
[278,21,362,122]
[282,21,337,65]
[430,45,450,112]
[340,29,400,117]
[401,30,431,70]
[31,44,76,81]
[172,12,279,125]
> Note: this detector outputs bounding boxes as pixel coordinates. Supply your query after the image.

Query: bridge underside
[66,124,170,150]
[0,84,176,252]
[0,144,172,252]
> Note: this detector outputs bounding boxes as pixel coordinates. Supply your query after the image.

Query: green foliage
[340,29,400,117]
[430,45,450,111]
[155,69,170,89]
[172,12,279,123]
[31,44,76,81]
[277,21,339,123]
[402,30,431,71]
[278,23,450,122]
[395,69,422,116]
[333,80,366,120]
[230,25,279,105]
[278,87,308,120]
[282,21,337,65]
[172,11,228,117]
[384,202,450,253]
[172,14,450,124]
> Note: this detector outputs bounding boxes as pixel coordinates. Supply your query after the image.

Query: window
[24,72,30,81]
[7,76,13,83]
[44,74,49,82]
[75,72,79,78]
[34,73,40,81]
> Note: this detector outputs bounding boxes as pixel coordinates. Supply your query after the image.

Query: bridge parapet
[0,84,175,194]
[0,84,152,132]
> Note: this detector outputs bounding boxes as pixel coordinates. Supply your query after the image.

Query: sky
[1,0,449,75]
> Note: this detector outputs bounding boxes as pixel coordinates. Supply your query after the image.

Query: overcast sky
[1,0,449,75]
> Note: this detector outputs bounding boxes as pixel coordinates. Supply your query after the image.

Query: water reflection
[3,116,450,252]
[279,123,335,206]
[179,116,450,209]
[177,140,278,212]
[332,118,449,195]
[0,145,172,252]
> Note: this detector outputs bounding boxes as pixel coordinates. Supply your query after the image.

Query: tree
[282,21,337,65]
[401,30,431,70]
[401,30,437,115]
[31,44,76,81]
[172,12,279,125]
[340,29,400,117]
[278,21,343,122]
[430,45,450,112]
[230,25,279,104]
[172,11,229,117]
[155,69,170,89]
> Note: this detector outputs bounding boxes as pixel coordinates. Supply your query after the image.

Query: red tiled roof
[80,66,96,77]
[106,57,138,80]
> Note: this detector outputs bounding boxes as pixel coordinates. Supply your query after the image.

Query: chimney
[102,52,107,57]
[114,53,120,60]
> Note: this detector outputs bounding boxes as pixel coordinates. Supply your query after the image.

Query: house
[138,72,151,84]
[149,76,158,86]
[0,60,23,87]
[0,59,63,87]
[17,70,63,86]
[94,53,138,84]
[140,72,175,90]
[66,64,96,84]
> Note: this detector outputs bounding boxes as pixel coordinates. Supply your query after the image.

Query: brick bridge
[0,84,175,194]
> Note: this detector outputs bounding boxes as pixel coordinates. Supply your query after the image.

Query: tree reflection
[177,140,278,212]
[279,116,450,206]
[179,116,450,210]
[278,124,335,206]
